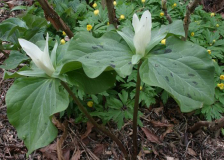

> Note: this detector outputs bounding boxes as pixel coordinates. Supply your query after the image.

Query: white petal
[41,33,55,76]
[132,14,140,32]
[18,38,43,68]
[139,10,152,32]
[133,10,152,56]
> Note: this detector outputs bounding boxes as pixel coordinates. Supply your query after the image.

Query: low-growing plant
[1,0,222,159]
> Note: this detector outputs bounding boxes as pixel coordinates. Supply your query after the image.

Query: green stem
[132,61,142,160]
[61,81,129,159]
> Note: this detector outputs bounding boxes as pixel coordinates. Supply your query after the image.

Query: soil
[1,0,224,160]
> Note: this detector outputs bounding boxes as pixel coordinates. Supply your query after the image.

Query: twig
[183,0,201,41]
[188,117,224,133]
[60,81,129,159]
[105,0,117,28]
[132,61,142,160]
[36,0,74,38]
[161,0,172,24]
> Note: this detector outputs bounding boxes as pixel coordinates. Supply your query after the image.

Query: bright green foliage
[0,51,29,70]
[6,78,69,155]
[140,36,214,112]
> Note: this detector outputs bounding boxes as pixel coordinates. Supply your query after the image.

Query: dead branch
[188,117,224,133]
[183,0,201,41]
[161,0,173,24]
[105,0,117,28]
[36,0,74,38]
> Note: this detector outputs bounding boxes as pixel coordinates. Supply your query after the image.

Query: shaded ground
[1,0,224,159]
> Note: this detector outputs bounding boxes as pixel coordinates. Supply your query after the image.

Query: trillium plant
[5,10,214,159]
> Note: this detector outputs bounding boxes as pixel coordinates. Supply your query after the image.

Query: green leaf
[57,31,133,78]
[66,69,116,94]
[140,36,214,112]
[0,51,29,70]
[6,78,69,155]
[146,20,185,53]
[11,6,27,11]
[117,27,135,53]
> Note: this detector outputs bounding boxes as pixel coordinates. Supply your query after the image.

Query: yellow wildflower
[113,1,117,6]
[62,31,66,36]
[160,12,164,17]
[191,32,195,37]
[92,2,97,8]
[213,40,216,43]
[210,13,215,17]
[212,59,216,62]
[141,0,146,3]
[216,24,219,27]
[60,39,65,44]
[87,24,92,31]
[94,9,99,15]
[120,15,125,20]
[173,3,177,7]
[107,22,110,25]
[207,50,211,54]
[140,86,143,91]
[217,83,224,90]
[161,39,166,45]
[220,75,224,80]
[87,101,94,107]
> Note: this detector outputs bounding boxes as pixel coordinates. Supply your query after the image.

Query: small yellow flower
[216,24,219,27]
[217,83,224,90]
[120,14,125,20]
[92,2,97,8]
[173,3,177,7]
[87,101,94,107]
[220,75,224,80]
[141,0,146,3]
[212,59,216,62]
[211,13,215,17]
[140,86,143,91]
[60,39,65,44]
[210,43,212,46]
[161,39,166,45]
[62,31,66,36]
[94,9,99,15]
[207,50,211,54]
[107,22,110,25]
[160,12,164,17]
[213,40,216,43]
[113,1,117,6]
[87,24,92,31]
[191,32,195,37]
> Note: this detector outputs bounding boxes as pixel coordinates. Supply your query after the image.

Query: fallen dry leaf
[150,121,173,127]
[40,143,57,160]
[71,149,81,160]
[141,127,161,144]
[93,144,105,156]
[161,125,174,141]
[187,148,197,156]
[81,121,94,140]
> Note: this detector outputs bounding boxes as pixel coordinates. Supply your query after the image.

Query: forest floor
[1,0,224,159]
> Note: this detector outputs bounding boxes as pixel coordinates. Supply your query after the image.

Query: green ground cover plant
[0,0,223,159]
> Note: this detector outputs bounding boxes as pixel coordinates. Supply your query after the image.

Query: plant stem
[37,0,74,38]
[61,81,129,159]
[105,0,117,28]
[161,0,172,24]
[183,0,201,41]
[132,61,142,160]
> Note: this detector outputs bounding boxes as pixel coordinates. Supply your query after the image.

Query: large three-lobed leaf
[6,78,69,155]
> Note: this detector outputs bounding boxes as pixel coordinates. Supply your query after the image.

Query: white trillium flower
[18,33,55,76]
[132,10,152,56]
